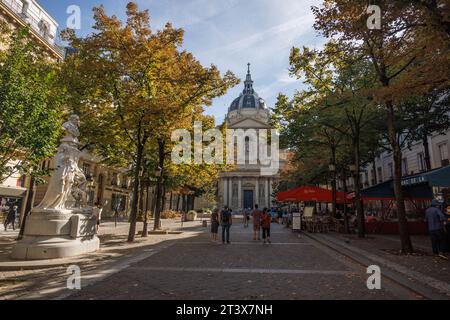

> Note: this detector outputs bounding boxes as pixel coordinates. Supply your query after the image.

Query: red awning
[277,186,346,204]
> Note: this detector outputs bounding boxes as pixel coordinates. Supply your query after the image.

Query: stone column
[238,178,243,211]
[228,177,233,208]
[223,178,228,208]
[266,178,270,208]
[269,178,273,207]
[255,177,259,207]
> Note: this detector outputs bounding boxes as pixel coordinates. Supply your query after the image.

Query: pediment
[228,117,271,129]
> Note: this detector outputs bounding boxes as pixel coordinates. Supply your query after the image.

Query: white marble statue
[37,115,88,210]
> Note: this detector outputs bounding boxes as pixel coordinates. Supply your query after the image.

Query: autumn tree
[309,0,449,252]
[62,2,237,241]
[275,44,382,236]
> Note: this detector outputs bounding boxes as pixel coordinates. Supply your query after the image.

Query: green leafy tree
[0,27,62,186]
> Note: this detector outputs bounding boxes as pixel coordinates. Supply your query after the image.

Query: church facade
[217,64,287,212]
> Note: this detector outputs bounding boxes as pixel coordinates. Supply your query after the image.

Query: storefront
[0,185,27,222]
[358,167,450,234]
[401,166,450,203]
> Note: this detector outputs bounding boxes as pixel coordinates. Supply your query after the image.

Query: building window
[111,193,126,211]
[38,19,50,39]
[377,167,383,183]
[40,160,49,170]
[402,158,408,176]
[111,173,119,186]
[87,190,95,206]
[388,163,394,180]
[82,163,91,177]
[20,0,29,16]
[438,143,449,167]
[245,137,250,153]
[418,152,426,172]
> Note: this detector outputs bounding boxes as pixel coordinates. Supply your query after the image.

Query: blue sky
[38,0,324,124]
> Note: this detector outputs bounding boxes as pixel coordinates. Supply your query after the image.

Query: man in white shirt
[93,203,103,233]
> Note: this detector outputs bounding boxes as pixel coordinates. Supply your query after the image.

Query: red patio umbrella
[277,186,346,204]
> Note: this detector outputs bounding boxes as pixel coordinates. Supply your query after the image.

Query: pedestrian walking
[210,208,220,241]
[261,208,272,244]
[252,204,262,241]
[93,203,103,233]
[425,199,447,259]
[3,205,17,231]
[444,203,450,253]
[243,207,250,228]
[277,207,283,224]
[220,206,232,244]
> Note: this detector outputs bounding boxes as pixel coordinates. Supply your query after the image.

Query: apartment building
[0,0,64,59]
[357,131,450,189]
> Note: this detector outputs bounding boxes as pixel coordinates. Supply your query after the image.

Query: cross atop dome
[244,62,254,94]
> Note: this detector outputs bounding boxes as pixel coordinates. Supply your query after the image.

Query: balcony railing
[0,0,64,57]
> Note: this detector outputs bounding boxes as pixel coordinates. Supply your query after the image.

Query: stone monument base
[11,236,100,260]
[11,209,100,260]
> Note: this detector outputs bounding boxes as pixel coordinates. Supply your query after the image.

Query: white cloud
[216,15,315,54]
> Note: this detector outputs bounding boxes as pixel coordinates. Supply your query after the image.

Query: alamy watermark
[66,5,81,30]
[66,265,81,290]
[366,265,381,290]
[367,5,381,30]
[171,122,280,176]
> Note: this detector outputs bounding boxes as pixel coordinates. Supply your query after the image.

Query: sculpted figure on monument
[37,115,88,210]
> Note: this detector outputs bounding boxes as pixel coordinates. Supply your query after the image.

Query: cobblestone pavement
[64,222,422,300]
[0,219,203,300]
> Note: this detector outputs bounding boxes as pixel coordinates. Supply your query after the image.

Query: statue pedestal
[11,208,100,260]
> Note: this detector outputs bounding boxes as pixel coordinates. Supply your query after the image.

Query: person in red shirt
[261,208,272,244]
[252,204,262,241]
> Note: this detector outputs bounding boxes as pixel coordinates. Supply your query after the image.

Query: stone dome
[229,63,267,112]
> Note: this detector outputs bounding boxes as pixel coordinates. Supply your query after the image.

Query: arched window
[20,0,29,16]
[245,136,250,153]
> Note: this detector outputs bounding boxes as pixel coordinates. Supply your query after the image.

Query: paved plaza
[1,219,449,300]
[63,222,431,300]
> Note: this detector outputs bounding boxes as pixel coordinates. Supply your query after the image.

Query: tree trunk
[342,171,350,234]
[139,177,144,220]
[142,178,149,238]
[127,143,143,242]
[169,192,173,210]
[176,194,181,211]
[387,102,414,253]
[182,194,187,212]
[331,146,337,218]
[353,135,365,238]
[422,132,432,171]
[153,139,165,231]
[18,173,36,240]
[161,185,167,213]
